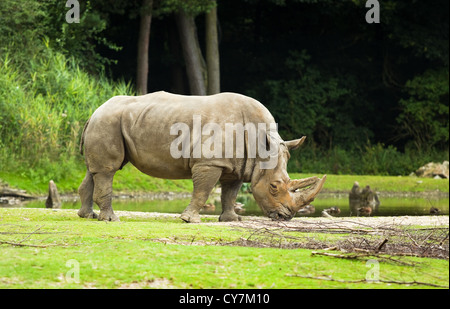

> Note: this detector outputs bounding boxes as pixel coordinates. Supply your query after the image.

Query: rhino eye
[269,182,280,195]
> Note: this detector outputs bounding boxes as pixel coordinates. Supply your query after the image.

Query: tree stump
[45,180,61,209]
[349,181,380,216]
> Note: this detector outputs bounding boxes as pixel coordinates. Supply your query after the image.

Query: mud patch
[117,278,174,289]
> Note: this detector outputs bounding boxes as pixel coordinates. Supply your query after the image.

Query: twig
[376,238,388,252]
[18,225,44,244]
[0,240,49,248]
[321,210,333,218]
[406,231,421,247]
[190,233,197,245]
[311,250,417,266]
[312,251,360,259]
[323,246,338,251]
[0,225,46,247]
[0,231,65,235]
[0,224,73,248]
[438,232,449,246]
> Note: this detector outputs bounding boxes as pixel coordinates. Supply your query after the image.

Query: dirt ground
[21,208,433,259]
[115,210,449,228]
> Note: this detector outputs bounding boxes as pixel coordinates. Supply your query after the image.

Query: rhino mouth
[268,212,293,221]
[268,204,294,221]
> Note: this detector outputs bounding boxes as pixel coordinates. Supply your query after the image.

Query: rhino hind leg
[93,171,120,222]
[77,170,97,219]
[181,166,222,223]
[219,180,243,222]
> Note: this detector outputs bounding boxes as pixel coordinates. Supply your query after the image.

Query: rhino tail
[79,117,91,155]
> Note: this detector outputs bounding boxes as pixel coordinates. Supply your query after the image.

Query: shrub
[0,44,133,183]
[288,142,448,176]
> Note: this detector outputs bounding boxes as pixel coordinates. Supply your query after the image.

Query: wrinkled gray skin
[78,91,326,222]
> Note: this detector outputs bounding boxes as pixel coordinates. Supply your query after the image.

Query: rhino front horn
[292,175,327,212]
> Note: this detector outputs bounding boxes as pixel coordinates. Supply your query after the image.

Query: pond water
[18,193,449,218]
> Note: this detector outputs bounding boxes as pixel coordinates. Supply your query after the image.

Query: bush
[0,44,133,184]
[396,69,449,151]
[288,142,449,176]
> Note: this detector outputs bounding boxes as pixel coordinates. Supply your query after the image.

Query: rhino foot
[78,209,98,219]
[180,210,201,223]
[98,211,120,222]
[219,212,242,222]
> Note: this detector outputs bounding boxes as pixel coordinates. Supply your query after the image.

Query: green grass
[0,164,194,195]
[0,208,448,289]
[2,166,448,196]
[291,173,449,194]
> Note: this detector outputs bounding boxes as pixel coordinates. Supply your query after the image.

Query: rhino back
[87,91,276,180]
[127,91,274,125]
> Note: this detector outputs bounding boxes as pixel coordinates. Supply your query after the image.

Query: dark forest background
[0,0,448,181]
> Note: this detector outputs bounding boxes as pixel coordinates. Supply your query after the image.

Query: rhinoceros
[78,91,326,222]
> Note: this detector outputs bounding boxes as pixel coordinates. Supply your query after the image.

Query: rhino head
[251,136,326,221]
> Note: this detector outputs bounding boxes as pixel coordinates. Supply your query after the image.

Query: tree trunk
[168,19,186,94]
[175,11,207,95]
[136,0,153,95]
[45,180,61,209]
[205,5,220,95]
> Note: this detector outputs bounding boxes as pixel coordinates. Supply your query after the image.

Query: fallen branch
[233,220,449,259]
[0,187,35,199]
[0,231,65,235]
[0,225,47,247]
[311,250,417,266]
[0,225,75,248]
[0,240,50,248]
[286,274,449,288]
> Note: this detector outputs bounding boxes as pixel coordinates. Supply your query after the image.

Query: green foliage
[382,0,449,66]
[289,142,448,176]
[42,0,122,73]
[0,0,121,74]
[396,69,449,151]
[249,50,369,148]
[360,143,404,175]
[0,0,46,67]
[0,44,133,185]
[155,0,217,16]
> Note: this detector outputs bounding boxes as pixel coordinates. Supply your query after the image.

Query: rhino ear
[285,136,306,151]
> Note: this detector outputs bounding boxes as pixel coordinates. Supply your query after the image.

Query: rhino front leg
[219,179,243,222]
[181,166,222,223]
[93,172,119,222]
